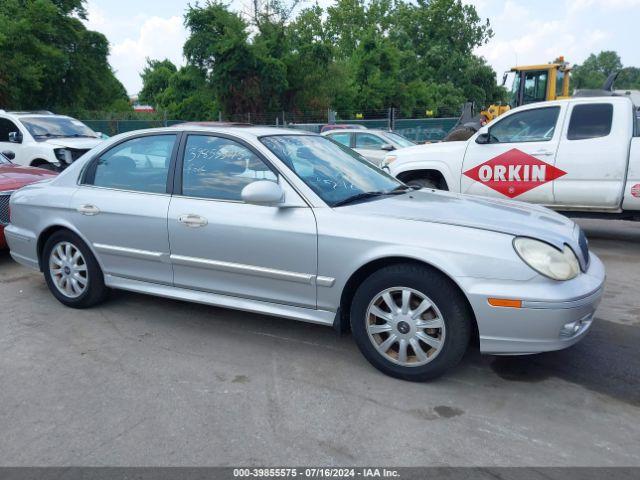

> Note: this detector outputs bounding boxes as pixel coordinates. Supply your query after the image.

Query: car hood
[342,189,579,251]
[393,141,467,160]
[0,165,57,190]
[43,137,103,149]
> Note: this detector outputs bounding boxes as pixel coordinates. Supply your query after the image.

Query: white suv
[0,110,104,170]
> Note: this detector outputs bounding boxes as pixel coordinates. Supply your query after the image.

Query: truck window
[567,104,613,140]
[489,107,560,143]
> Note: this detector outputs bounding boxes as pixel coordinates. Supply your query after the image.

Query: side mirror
[381,143,395,151]
[241,180,284,206]
[475,133,490,144]
[8,131,22,144]
[2,150,15,160]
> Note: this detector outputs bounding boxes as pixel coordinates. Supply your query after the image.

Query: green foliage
[572,51,624,90]
[572,51,640,92]
[0,0,129,113]
[140,0,502,120]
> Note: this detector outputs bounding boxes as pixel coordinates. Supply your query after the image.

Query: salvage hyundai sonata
[5,126,605,380]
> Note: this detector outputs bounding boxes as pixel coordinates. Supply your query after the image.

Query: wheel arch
[36,224,103,273]
[397,169,449,190]
[334,256,479,345]
[30,158,54,168]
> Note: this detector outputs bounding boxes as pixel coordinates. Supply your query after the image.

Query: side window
[490,107,560,143]
[567,104,613,140]
[0,118,20,142]
[83,134,176,193]
[355,133,386,149]
[328,132,351,147]
[181,135,277,201]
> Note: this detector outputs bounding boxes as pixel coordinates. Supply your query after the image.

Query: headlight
[54,148,71,164]
[513,237,580,281]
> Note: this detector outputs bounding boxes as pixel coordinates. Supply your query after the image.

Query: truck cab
[384,96,640,219]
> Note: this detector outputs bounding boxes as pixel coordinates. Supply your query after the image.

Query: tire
[42,230,109,308]
[406,177,440,190]
[32,160,59,172]
[350,263,472,381]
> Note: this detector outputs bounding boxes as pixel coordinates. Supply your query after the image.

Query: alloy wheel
[49,241,88,299]
[366,287,446,367]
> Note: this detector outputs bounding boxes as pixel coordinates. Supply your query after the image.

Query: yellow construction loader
[445,57,572,141]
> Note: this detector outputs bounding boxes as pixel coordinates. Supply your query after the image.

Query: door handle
[532,150,554,157]
[77,204,100,216]
[178,214,208,228]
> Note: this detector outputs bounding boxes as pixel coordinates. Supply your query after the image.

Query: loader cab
[505,60,572,109]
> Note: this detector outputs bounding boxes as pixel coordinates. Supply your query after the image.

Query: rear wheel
[43,230,108,308]
[350,263,472,381]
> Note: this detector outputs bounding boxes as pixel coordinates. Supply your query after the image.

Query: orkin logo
[463,148,567,198]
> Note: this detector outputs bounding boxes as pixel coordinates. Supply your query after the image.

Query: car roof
[324,129,388,134]
[120,125,317,140]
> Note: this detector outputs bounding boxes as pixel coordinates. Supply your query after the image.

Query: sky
[83,0,640,95]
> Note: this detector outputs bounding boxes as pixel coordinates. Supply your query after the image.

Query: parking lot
[0,218,638,466]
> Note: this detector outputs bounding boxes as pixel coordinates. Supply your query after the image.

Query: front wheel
[350,263,472,381]
[43,230,109,308]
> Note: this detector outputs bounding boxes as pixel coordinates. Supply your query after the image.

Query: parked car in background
[6,126,604,381]
[0,151,56,248]
[0,110,104,171]
[320,124,367,133]
[322,129,416,166]
[382,96,640,219]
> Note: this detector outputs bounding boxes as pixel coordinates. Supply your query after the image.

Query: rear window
[567,104,613,140]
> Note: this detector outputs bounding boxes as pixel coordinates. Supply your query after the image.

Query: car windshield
[20,116,97,139]
[383,132,416,148]
[260,135,406,206]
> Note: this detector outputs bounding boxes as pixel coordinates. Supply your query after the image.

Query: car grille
[578,227,590,270]
[0,192,11,225]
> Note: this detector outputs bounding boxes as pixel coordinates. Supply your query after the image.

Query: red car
[0,151,57,248]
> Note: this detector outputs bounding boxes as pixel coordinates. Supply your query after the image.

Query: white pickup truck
[383,95,640,220]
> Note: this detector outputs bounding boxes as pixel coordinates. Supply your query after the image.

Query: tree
[139,0,501,120]
[139,59,178,107]
[0,0,129,113]
[572,51,624,90]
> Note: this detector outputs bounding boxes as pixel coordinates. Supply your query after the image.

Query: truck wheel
[406,178,439,190]
[31,159,58,171]
[350,263,472,381]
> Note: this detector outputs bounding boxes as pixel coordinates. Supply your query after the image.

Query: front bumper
[461,252,605,355]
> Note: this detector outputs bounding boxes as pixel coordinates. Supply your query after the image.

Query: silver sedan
[5,126,605,381]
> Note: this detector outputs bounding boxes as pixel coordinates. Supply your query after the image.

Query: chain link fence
[82,106,462,142]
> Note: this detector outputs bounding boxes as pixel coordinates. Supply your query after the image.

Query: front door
[72,133,178,284]
[461,105,565,204]
[167,133,318,308]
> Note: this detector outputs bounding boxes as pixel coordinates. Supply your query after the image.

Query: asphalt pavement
[0,219,638,466]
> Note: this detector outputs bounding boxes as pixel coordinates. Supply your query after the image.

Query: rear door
[553,99,629,208]
[461,105,566,203]
[72,133,178,284]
